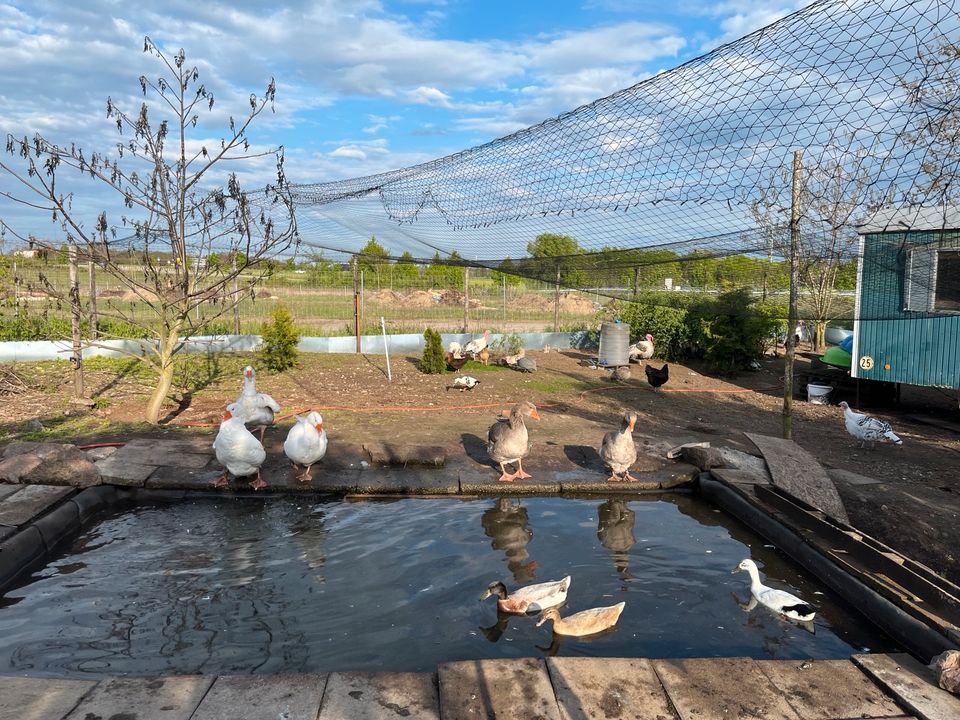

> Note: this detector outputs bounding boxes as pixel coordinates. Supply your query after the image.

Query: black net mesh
[283,0,960,326]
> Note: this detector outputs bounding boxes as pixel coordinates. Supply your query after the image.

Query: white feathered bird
[212,409,267,490]
[733,558,815,622]
[464,330,491,357]
[283,411,328,482]
[447,341,465,358]
[447,375,481,391]
[228,365,281,441]
[839,401,902,448]
[629,334,655,362]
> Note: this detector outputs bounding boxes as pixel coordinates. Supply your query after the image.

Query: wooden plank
[853,653,960,720]
[758,659,903,719]
[191,674,327,720]
[547,657,677,720]
[0,485,73,527]
[0,676,96,720]
[64,676,213,720]
[318,671,439,720]
[745,433,849,523]
[653,657,802,720]
[438,658,561,720]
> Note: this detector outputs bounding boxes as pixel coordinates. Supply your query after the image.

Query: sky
[0,0,812,247]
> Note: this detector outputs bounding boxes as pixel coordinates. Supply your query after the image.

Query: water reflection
[734,592,816,635]
[478,611,511,643]
[481,498,538,583]
[596,499,636,576]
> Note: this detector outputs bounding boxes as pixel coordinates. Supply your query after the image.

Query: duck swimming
[536,602,625,636]
[480,576,571,614]
[732,558,816,622]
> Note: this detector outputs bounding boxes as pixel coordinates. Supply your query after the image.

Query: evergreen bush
[260,305,300,371]
[421,328,446,374]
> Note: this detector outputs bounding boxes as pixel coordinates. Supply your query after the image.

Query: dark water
[0,495,897,677]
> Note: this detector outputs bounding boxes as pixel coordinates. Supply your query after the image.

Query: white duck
[212,409,267,490]
[732,558,816,622]
[480,576,571,614]
[464,330,491,358]
[599,411,638,482]
[283,411,327,482]
[447,375,481,391]
[629,334,655,362]
[839,401,902,448]
[228,365,281,441]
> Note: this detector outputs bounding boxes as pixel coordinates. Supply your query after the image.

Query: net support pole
[381,316,392,382]
[232,252,240,335]
[463,265,469,332]
[783,149,802,440]
[68,243,84,400]
[87,260,98,340]
[554,261,561,332]
[353,257,361,353]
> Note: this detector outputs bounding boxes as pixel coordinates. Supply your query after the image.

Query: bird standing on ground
[228,365,281,441]
[629,334,655,362]
[487,401,539,482]
[645,363,669,389]
[609,365,631,382]
[502,347,524,367]
[447,375,481,391]
[516,354,537,373]
[839,401,902,448]
[536,602,626,636]
[477,346,490,365]
[283,411,327,482]
[600,411,638,482]
[212,409,267,490]
[733,558,816,622]
[464,330,491,358]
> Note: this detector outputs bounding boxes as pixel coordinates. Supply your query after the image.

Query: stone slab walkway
[2,654,954,720]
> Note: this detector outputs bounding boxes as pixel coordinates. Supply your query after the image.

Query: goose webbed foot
[297,465,313,483]
[211,472,230,489]
[515,460,532,480]
[249,471,267,491]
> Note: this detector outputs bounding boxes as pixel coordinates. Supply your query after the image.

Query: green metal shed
[853,207,960,390]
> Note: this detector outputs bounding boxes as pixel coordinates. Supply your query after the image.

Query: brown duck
[487,401,540,482]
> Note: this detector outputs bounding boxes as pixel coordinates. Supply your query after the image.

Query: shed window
[904,237,960,313]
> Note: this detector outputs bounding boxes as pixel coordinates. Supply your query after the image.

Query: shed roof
[857,206,960,233]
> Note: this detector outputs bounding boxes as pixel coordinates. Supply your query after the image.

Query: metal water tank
[598,321,630,367]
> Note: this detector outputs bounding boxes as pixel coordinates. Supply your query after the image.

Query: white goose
[839,401,902,448]
[480,576,571,614]
[228,365,281,441]
[733,558,816,622]
[283,411,327,482]
[212,409,267,490]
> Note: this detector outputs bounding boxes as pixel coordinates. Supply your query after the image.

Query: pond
[0,494,897,677]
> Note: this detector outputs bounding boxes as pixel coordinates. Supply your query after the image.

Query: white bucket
[806,383,833,405]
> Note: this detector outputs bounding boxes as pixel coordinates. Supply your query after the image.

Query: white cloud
[406,86,453,107]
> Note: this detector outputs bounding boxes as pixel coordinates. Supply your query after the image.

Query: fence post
[463,265,470,332]
[353,257,361,353]
[68,244,85,400]
[232,253,241,335]
[783,149,803,440]
[554,261,561,332]
[87,261,98,339]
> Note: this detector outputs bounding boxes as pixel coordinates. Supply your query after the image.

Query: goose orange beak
[531,409,541,421]
[315,423,323,433]
[223,409,233,421]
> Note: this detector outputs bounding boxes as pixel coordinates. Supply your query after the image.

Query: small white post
[381,316,392,382]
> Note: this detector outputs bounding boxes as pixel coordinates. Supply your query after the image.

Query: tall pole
[502,273,507,325]
[87,261,98,340]
[554,261,561,333]
[783,150,802,440]
[463,265,470,332]
[68,244,84,399]
[232,252,241,335]
[353,257,361,353]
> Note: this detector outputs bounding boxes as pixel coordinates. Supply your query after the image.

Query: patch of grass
[458,360,512,373]
[522,375,588,394]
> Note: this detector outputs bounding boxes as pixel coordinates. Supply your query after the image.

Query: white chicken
[839,401,902,448]
[283,411,328,482]
[628,334,655,362]
[212,409,267,490]
[447,341,465,358]
[464,330,491,358]
[228,365,281,441]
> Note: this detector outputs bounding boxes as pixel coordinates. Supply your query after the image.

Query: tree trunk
[814,321,826,352]
[145,320,180,424]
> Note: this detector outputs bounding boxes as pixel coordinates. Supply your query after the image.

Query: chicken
[447,375,480,391]
[487,401,539,482]
[629,334,655,362]
[446,351,469,371]
[477,347,490,365]
[228,365,281,441]
[283,411,328,482]
[645,363,669,390]
[502,348,525,367]
[447,341,465,358]
[839,401,902,448]
[609,365,630,382]
[599,411,638,482]
[464,330,491,358]
[212,409,267,490]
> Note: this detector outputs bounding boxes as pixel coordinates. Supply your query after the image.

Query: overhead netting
[285,0,960,323]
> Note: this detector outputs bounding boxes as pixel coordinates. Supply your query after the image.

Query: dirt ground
[1,346,958,584]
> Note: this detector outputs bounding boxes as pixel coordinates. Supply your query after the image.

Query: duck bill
[535,613,548,627]
[530,409,541,421]
[731,567,741,574]
[479,589,492,601]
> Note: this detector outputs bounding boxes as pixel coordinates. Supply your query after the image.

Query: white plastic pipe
[381,316,392,382]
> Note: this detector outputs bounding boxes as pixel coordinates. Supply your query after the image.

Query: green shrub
[420,328,446,374]
[690,289,784,373]
[490,332,522,356]
[260,305,300,371]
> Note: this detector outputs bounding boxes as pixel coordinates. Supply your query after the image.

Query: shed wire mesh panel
[283,0,960,324]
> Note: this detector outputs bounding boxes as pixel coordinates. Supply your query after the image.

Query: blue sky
[0,0,818,250]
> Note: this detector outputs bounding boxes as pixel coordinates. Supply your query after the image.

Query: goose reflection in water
[597,499,636,576]
[481,498,539,583]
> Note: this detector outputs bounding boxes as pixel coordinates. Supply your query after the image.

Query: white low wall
[0,331,595,362]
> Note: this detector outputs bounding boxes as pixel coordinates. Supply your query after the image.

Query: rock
[930,649,960,694]
[21,446,102,488]
[83,446,118,462]
[665,441,710,460]
[715,447,769,477]
[362,443,446,468]
[681,445,725,470]
[2,441,76,460]
[0,453,42,483]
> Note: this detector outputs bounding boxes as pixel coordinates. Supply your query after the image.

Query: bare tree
[0,38,298,423]
[751,144,873,351]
